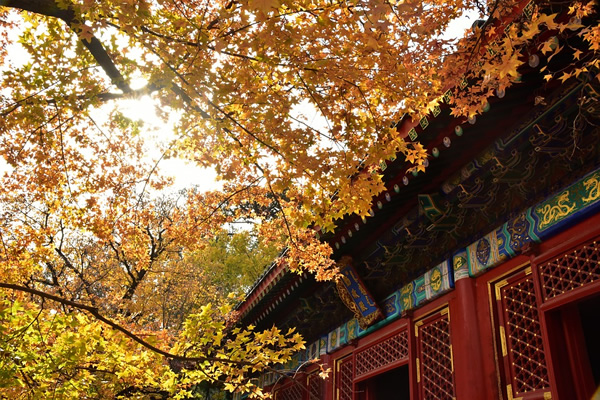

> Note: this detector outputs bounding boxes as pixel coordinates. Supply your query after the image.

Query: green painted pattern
[534,169,600,231]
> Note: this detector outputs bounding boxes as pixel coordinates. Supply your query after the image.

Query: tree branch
[4,0,131,93]
[0,282,281,369]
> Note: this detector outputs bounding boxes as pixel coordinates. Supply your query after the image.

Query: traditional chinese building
[235,1,600,399]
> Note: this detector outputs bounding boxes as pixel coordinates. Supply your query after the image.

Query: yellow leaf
[537,13,558,29]
[248,0,280,14]
[497,53,522,78]
[559,72,572,82]
[540,39,555,54]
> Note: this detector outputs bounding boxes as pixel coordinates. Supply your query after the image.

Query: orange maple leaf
[537,13,558,29]
[248,0,280,14]
[559,72,572,82]
[497,54,522,78]
[78,25,94,43]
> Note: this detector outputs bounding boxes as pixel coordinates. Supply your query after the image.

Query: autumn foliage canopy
[0,0,598,397]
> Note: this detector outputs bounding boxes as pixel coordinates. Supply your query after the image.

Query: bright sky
[0,15,220,195]
[104,94,222,193]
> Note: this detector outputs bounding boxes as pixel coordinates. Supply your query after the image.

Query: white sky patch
[114,92,222,193]
[442,9,481,41]
[1,12,220,195]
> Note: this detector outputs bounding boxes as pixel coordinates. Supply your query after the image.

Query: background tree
[0,0,598,397]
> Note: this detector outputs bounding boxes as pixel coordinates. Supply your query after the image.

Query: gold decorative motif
[507,384,523,400]
[337,276,382,329]
[430,268,442,292]
[347,319,357,340]
[536,191,576,230]
[523,0,535,19]
[443,90,452,104]
[336,279,360,320]
[582,176,600,203]
[415,320,422,337]
[408,128,418,141]
[363,308,382,326]
[499,326,507,357]
[453,255,466,270]
[379,160,387,171]
[401,283,413,309]
[450,343,454,372]
[495,279,508,299]
[385,301,395,314]
[341,274,352,286]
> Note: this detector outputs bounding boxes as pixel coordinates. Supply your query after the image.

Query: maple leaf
[540,38,557,54]
[559,72,572,82]
[537,13,558,29]
[520,22,540,41]
[574,67,588,78]
[497,54,522,78]
[78,24,94,43]
[248,0,280,14]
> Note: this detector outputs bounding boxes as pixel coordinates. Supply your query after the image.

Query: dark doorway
[545,293,600,400]
[578,295,600,386]
[356,364,410,400]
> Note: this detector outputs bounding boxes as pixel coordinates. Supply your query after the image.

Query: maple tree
[0,0,598,397]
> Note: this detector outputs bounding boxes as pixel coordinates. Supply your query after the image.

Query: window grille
[337,357,353,400]
[355,330,409,379]
[275,383,303,400]
[494,269,550,398]
[539,239,600,301]
[308,373,323,400]
[416,310,455,400]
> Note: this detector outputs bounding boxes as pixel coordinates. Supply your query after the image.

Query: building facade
[236,1,600,398]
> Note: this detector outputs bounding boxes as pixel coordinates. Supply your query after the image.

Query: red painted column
[449,276,495,399]
[321,354,334,400]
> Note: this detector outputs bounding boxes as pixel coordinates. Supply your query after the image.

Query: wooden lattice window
[275,382,303,400]
[493,267,550,398]
[355,330,409,379]
[336,356,353,400]
[415,309,455,400]
[308,373,323,400]
[538,239,600,301]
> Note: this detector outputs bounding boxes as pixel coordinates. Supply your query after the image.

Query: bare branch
[4,0,131,93]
